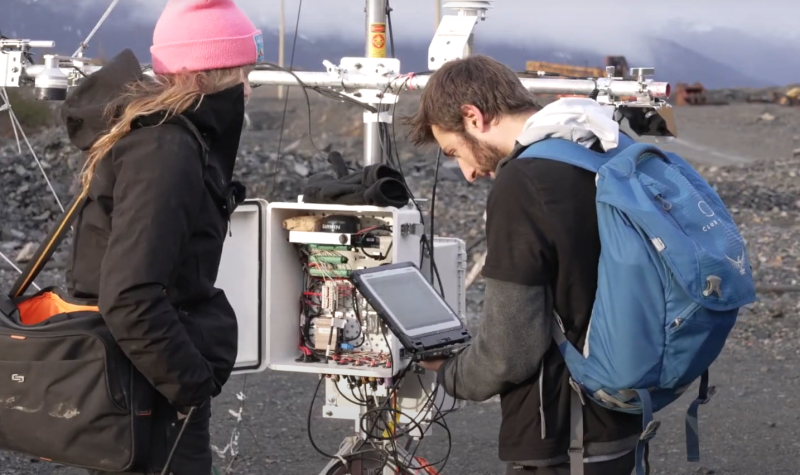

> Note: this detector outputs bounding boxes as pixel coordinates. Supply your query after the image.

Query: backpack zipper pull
[655,194,672,211]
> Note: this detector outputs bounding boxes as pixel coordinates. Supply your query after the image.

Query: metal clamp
[336,57,402,106]
[700,385,717,405]
[568,378,586,406]
[400,223,423,237]
[639,420,661,442]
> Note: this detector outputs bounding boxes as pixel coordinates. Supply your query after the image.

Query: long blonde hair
[80,66,249,194]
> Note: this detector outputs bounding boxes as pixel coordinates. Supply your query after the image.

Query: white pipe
[23,66,670,99]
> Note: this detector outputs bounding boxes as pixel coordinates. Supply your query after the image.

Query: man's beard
[461,132,506,175]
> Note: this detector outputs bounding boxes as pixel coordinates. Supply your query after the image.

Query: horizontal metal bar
[23,65,670,99]
[247,70,670,98]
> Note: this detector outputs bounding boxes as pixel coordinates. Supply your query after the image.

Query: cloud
[72,0,800,59]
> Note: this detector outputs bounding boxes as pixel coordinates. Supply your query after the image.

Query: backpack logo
[11,373,24,383]
[726,251,747,276]
[697,200,715,217]
[697,200,720,232]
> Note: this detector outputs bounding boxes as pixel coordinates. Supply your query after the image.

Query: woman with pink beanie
[58,1,262,473]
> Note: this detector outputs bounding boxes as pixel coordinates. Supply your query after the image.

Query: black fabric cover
[302,154,411,208]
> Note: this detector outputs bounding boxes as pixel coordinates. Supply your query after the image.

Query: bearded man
[404,55,642,475]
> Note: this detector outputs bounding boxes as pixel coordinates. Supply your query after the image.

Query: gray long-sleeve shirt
[435,276,639,466]
[437,277,551,401]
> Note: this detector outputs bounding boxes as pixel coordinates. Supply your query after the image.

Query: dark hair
[404,55,539,147]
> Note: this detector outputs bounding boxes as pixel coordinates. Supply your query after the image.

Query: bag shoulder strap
[172,114,209,168]
[9,193,87,299]
[172,114,246,217]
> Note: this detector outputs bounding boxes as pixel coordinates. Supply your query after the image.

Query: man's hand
[418,357,448,372]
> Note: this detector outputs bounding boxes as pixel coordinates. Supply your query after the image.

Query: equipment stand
[315,370,451,475]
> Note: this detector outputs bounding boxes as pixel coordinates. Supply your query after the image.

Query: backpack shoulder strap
[517,133,636,173]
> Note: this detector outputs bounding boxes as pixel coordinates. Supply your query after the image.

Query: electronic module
[284,213,398,371]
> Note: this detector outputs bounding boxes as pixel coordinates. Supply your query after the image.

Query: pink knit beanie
[150,0,264,75]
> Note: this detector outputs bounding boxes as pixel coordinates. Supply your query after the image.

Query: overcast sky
[75,0,799,54]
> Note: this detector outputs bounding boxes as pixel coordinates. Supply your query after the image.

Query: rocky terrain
[1,88,800,474]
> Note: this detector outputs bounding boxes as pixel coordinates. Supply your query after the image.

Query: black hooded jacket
[59,49,243,411]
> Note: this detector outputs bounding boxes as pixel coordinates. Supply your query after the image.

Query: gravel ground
[1,89,799,475]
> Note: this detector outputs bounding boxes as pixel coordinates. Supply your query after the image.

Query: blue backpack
[517,133,757,475]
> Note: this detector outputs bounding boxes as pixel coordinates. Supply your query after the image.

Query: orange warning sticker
[368,23,387,58]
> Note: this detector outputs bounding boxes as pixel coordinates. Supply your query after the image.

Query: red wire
[357,226,379,234]
[413,457,441,475]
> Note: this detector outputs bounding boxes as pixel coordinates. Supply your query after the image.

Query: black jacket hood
[60,48,144,151]
[60,48,247,168]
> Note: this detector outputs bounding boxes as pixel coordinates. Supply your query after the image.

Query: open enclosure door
[215,199,268,374]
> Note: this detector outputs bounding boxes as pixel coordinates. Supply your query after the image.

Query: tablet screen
[356,265,462,337]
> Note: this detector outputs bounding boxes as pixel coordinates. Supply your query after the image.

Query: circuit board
[288,214,397,369]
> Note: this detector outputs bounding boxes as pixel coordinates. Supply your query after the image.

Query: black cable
[398,356,461,473]
[409,374,453,469]
[359,229,392,261]
[398,374,456,474]
[357,405,425,440]
[429,148,441,294]
[269,0,305,200]
[375,11,399,171]
[332,377,366,406]
[347,289,366,345]
[438,355,462,472]
[349,383,369,405]
[366,329,451,473]
[254,62,376,114]
[380,326,405,470]
[351,328,403,446]
[386,0,396,59]
[160,406,196,475]
[309,378,391,474]
[311,85,378,112]
[323,453,389,475]
[397,376,447,471]
[377,74,445,297]
[259,59,383,200]
[307,376,341,460]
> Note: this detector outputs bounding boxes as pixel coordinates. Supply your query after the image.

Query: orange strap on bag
[16,291,99,325]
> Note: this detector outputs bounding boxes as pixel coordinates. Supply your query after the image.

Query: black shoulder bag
[0,117,212,473]
[0,193,161,472]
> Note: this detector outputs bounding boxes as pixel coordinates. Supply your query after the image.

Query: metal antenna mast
[364,0,389,167]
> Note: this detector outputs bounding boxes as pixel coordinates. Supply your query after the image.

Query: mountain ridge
[1,0,787,89]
